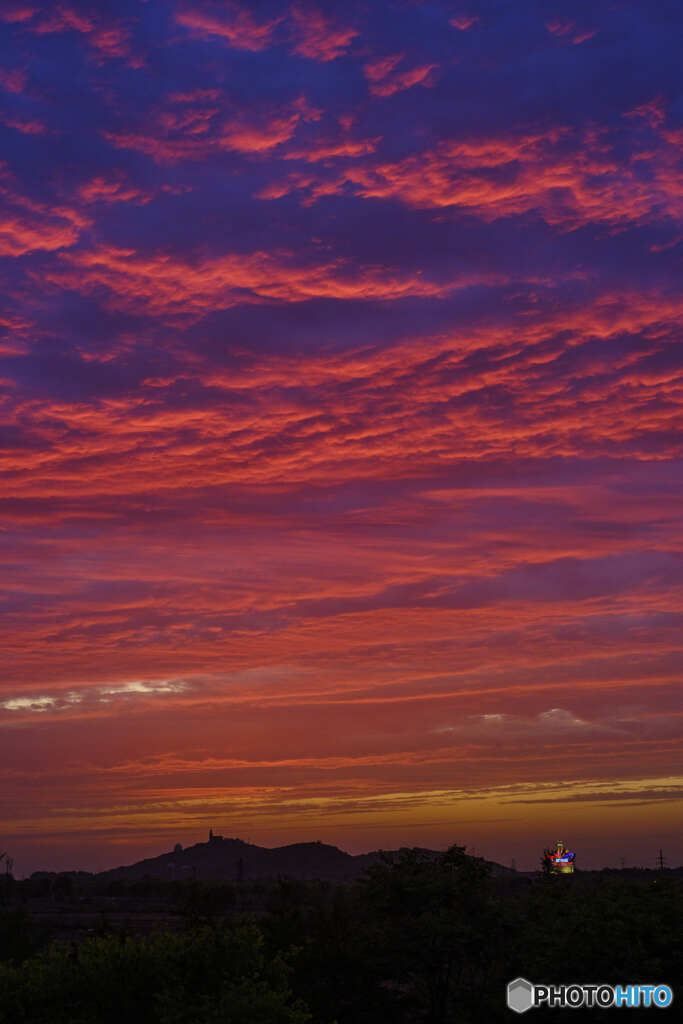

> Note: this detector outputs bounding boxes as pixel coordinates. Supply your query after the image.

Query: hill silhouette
[95,834,515,883]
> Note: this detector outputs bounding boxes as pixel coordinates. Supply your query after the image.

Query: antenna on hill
[657,848,666,871]
[0,851,12,905]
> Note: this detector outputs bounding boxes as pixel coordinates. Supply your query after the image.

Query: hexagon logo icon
[507,977,534,1014]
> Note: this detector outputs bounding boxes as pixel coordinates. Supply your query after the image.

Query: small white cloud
[1,696,56,712]
[1,678,187,716]
[537,707,586,727]
[98,679,187,697]
[435,707,597,738]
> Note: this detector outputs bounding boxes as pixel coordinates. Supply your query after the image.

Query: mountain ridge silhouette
[91,835,516,882]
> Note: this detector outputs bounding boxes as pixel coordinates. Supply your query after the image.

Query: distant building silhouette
[209,828,223,844]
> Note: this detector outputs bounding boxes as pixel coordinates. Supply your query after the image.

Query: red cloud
[364,53,403,82]
[33,3,92,34]
[0,67,28,93]
[102,130,208,163]
[105,95,321,163]
[220,105,317,153]
[571,29,597,44]
[168,89,221,104]
[545,17,574,36]
[158,101,220,137]
[0,5,37,23]
[0,214,80,257]
[6,2,139,64]
[174,1,358,62]
[9,276,679,497]
[624,97,667,130]
[450,14,478,31]
[78,176,153,205]
[175,3,282,51]
[262,123,683,229]
[363,52,437,97]
[289,2,358,61]
[1,115,46,134]
[0,168,88,256]
[283,137,380,163]
[546,18,596,45]
[42,244,459,318]
[369,63,437,98]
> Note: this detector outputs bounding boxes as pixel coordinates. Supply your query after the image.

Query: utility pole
[0,852,12,905]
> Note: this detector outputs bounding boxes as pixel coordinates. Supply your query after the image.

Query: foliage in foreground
[0,923,309,1024]
[1,845,681,1023]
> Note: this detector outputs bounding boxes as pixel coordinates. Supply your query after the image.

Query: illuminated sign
[543,840,575,874]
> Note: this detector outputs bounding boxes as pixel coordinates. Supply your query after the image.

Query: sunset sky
[1,0,681,876]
